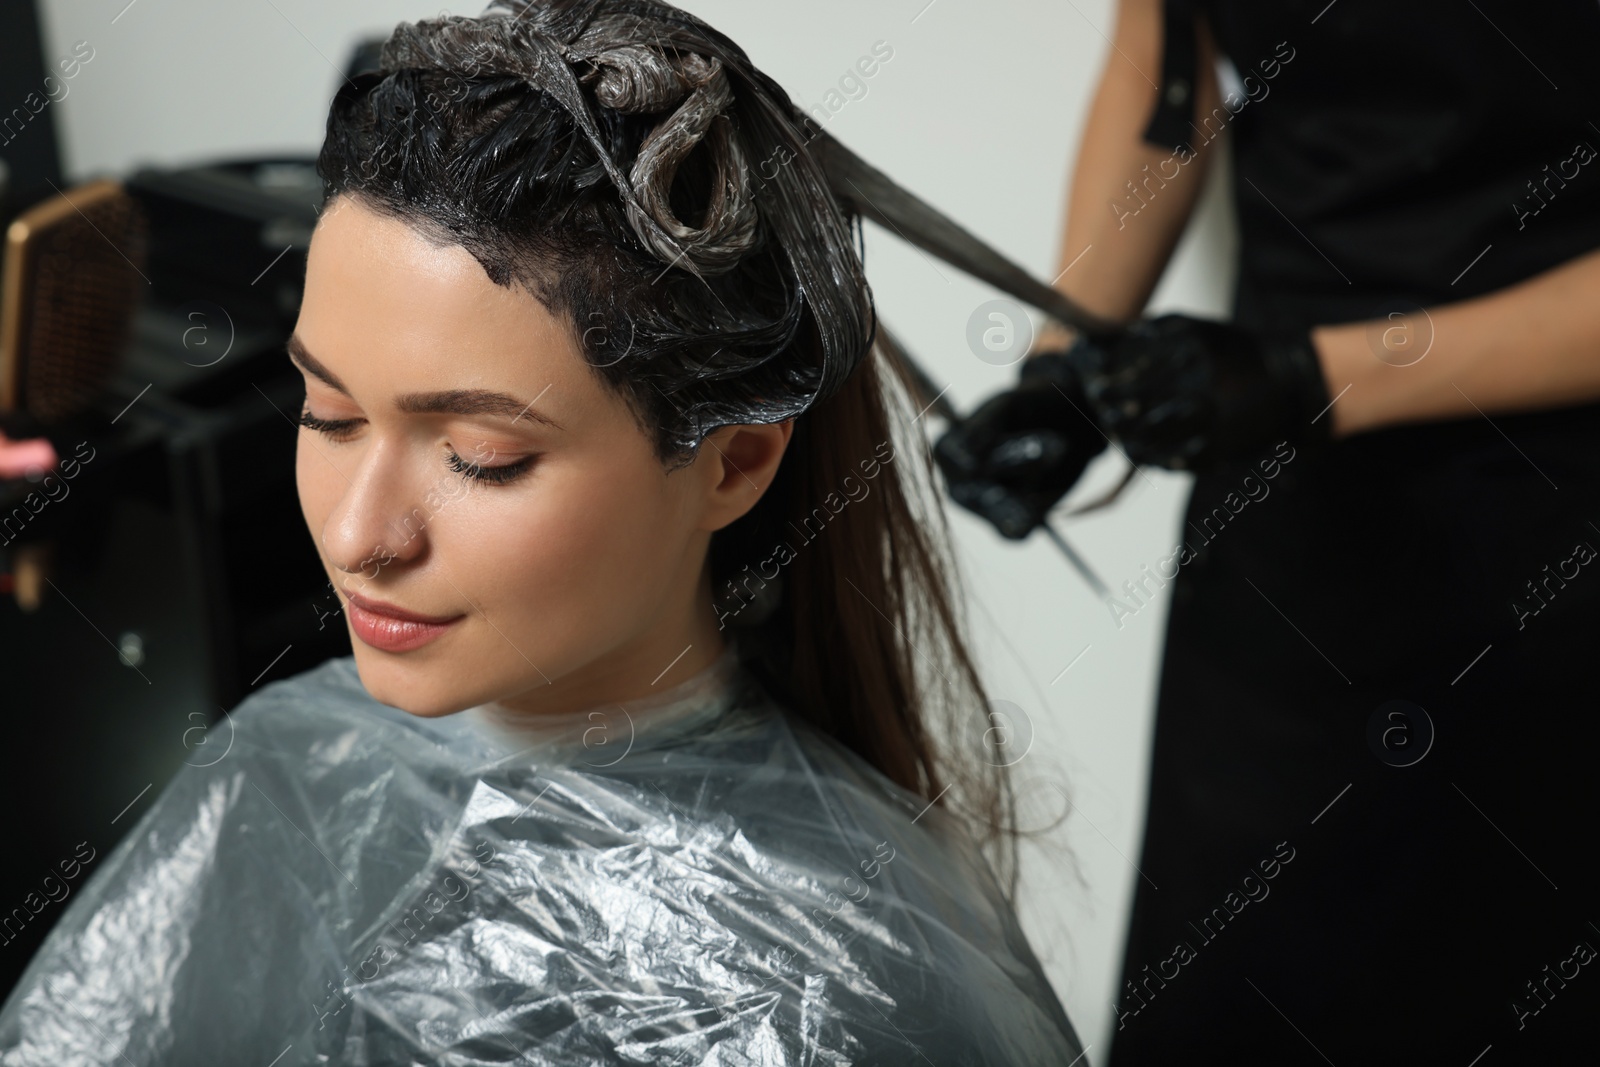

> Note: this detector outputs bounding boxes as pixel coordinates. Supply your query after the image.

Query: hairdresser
[936,0,1600,1058]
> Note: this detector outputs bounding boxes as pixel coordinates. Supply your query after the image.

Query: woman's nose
[319,439,429,581]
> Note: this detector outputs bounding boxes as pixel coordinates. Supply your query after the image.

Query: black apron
[1110,2,1600,1062]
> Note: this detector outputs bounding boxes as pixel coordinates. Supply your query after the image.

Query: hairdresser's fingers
[0,434,58,480]
[1099,393,1208,449]
[944,478,1042,541]
[1082,313,1335,470]
[932,387,1036,481]
[937,423,1056,539]
[1076,315,1219,467]
[963,465,1096,540]
[983,428,1096,499]
[963,385,1090,449]
[933,362,1110,541]
[932,421,986,480]
[941,431,1100,539]
[985,428,1072,480]
[1085,320,1209,405]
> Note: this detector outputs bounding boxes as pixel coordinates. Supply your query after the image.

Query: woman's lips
[344,594,465,652]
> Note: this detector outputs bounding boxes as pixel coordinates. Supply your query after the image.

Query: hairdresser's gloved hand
[1072,314,1333,471]
[932,354,1109,540]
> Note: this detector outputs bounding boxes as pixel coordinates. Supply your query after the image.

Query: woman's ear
[696,419,794,531]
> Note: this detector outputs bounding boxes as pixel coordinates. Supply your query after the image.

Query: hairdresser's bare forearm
[1037,0,1220,348]
[1314,246,1600,437]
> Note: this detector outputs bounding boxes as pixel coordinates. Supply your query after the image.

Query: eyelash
[297,409,535,485]
[443,448,532,485]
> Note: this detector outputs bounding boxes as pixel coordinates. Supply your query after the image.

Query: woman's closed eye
[298,408,536,485]
[297,408,363,438]
[443,446,534,485]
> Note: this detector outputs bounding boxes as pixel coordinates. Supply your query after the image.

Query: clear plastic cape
[0,645,1086,1065]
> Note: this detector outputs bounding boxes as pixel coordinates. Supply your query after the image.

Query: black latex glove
[1071,314,1333,470]
[932,355,1109,540]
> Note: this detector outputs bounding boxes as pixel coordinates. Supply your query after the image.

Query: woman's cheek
[295,439,333,548]
[489,468,624,597]
[551,463,674,602]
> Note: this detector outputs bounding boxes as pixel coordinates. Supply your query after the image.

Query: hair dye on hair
[318,0,1044,896]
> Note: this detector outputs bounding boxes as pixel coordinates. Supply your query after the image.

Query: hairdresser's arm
[1035,0,1223,346]
[1311,247,1600,437]
[930,0,1225,530]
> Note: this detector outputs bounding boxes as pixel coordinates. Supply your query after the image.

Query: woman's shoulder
[0,661,1086,1065]
[391,688,1088,1064]
[580,682,1088,1062]
[669,681,998,892]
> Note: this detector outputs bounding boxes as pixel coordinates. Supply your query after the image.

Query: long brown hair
[318,0,1023,894]
[715,330,1022,894]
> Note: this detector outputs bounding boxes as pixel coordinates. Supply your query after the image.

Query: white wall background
[39,0,1237,1054]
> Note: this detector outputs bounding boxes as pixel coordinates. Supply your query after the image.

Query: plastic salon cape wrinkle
[0,644,1086,1065]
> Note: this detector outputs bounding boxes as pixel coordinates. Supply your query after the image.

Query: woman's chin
[349,654,478,718]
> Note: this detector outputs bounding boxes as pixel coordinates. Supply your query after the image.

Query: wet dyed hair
[318,0,1028,893]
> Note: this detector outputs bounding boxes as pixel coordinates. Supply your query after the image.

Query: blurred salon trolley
[0,158,350,997]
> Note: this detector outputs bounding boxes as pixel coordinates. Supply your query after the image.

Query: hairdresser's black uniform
[1109,1,1600,1062]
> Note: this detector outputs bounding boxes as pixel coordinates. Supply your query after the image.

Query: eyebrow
[286,334,562,430]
